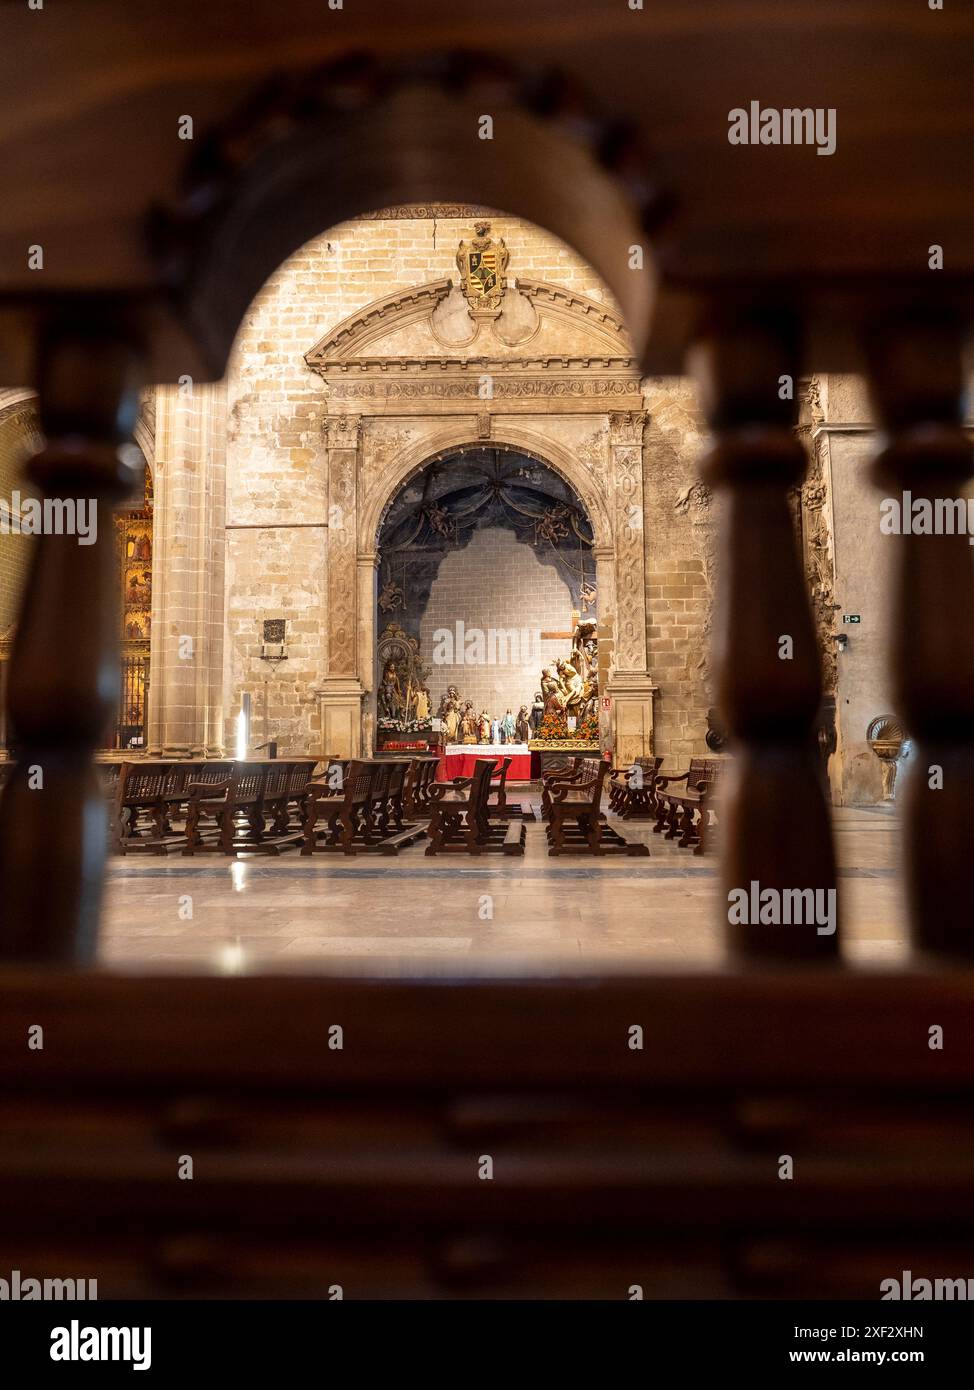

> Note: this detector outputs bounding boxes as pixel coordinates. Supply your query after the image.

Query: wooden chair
[302,759,377,856]
[547,758,649,857]
[426,758,525,856]
[486,754,537,822]
[654,758,723,850]
[183,762,268,856]
[417,757,440,810]
[274,759,318,833]
[113,760,201,855]
[539,756,585,821]
[375,758,428,854]
[609,754,664,819]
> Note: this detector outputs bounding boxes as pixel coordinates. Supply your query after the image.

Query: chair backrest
[385,759,411,796]
[542,754,583,784]
[161,761,200,797]
[469,759,495,819]
[261,761,291,801]
[581,759,609,810]
[194,761,234,788]
[687,757,722,788]
[367,759,392,802]
[286,760,315,795]
[491,755,513,786]
[343,760,377,808]
[228,762,267,806]
[117,761,171,805]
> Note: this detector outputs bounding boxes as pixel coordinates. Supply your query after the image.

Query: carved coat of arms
[456,221,509,316]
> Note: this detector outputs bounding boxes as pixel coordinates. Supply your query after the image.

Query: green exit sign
[842,614,861,624]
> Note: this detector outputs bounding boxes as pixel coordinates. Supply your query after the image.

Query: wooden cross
[540,610,580,642]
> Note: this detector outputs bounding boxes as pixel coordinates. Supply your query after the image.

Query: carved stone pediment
[305,277,635,380]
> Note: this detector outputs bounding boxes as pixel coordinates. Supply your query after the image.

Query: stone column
[606,410,656,763]
[146,382,227,757]
[357,549,379,696]
[316,414,365,757]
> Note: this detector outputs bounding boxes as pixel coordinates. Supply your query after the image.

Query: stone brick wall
[418,526,575,723]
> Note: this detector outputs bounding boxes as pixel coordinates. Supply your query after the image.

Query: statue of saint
[557,659,584,713]
[443,699,461,742]
[437,685,460,720]
[531,691,545,732]
[541,666,565,715]
[459,703,478,743]
[571,619,598,683]
[501,709,516,742]
[478,710,491,743]
[516,705,532,743]
[413,687,431,722]
[378,661,404,721]
[580,677,599,724]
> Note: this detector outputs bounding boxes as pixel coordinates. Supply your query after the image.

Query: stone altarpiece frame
[305,264,657,764]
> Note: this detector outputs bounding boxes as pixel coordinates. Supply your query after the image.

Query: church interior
[0,209,908,968]
[1,0,973,1316]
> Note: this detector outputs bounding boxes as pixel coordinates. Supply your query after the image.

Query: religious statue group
[539,618,599,729]
[435,685,533,746]
[377,616,599,750]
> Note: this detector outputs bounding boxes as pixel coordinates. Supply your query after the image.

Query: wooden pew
[302,759,377,856]
[486,755,537,822]
[370,758,425,854]
[654,758,724,853]
[539,756,585,822]
[302,758,427,856]
[547,758,650,857]
[183,762,270,856]
[403,755,439,818]
[426,758,525,856]
[273,759,319,834]
[113,760,201,855]
[609,754,664,819]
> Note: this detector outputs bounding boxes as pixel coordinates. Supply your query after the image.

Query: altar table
[436,743,532,782]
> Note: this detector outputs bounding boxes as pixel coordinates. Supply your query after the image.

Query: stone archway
[316,416,655,763]
[307,258,656,761]
[369,443,600,749]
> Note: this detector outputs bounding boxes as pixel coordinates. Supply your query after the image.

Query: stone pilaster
[315,414,365,757]
[606,410,656,762]
[146,383,227,757]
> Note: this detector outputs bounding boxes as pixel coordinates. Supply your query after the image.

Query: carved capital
[323,413,362,449]
[609,410,647,447]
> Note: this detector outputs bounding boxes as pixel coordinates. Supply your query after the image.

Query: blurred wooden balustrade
[2,971,974,1299]
[0,0,973,1297]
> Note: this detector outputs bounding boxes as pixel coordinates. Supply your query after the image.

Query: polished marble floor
[99,799,906,972]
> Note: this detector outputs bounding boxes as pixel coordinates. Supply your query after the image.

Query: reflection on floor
[99,802,905,972]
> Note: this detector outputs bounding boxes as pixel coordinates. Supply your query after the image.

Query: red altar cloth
[435,743,532,782]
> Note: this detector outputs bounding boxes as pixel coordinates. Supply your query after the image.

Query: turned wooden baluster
[691,309,838,959]
[0,315,143,962]
[866,310,974,956]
